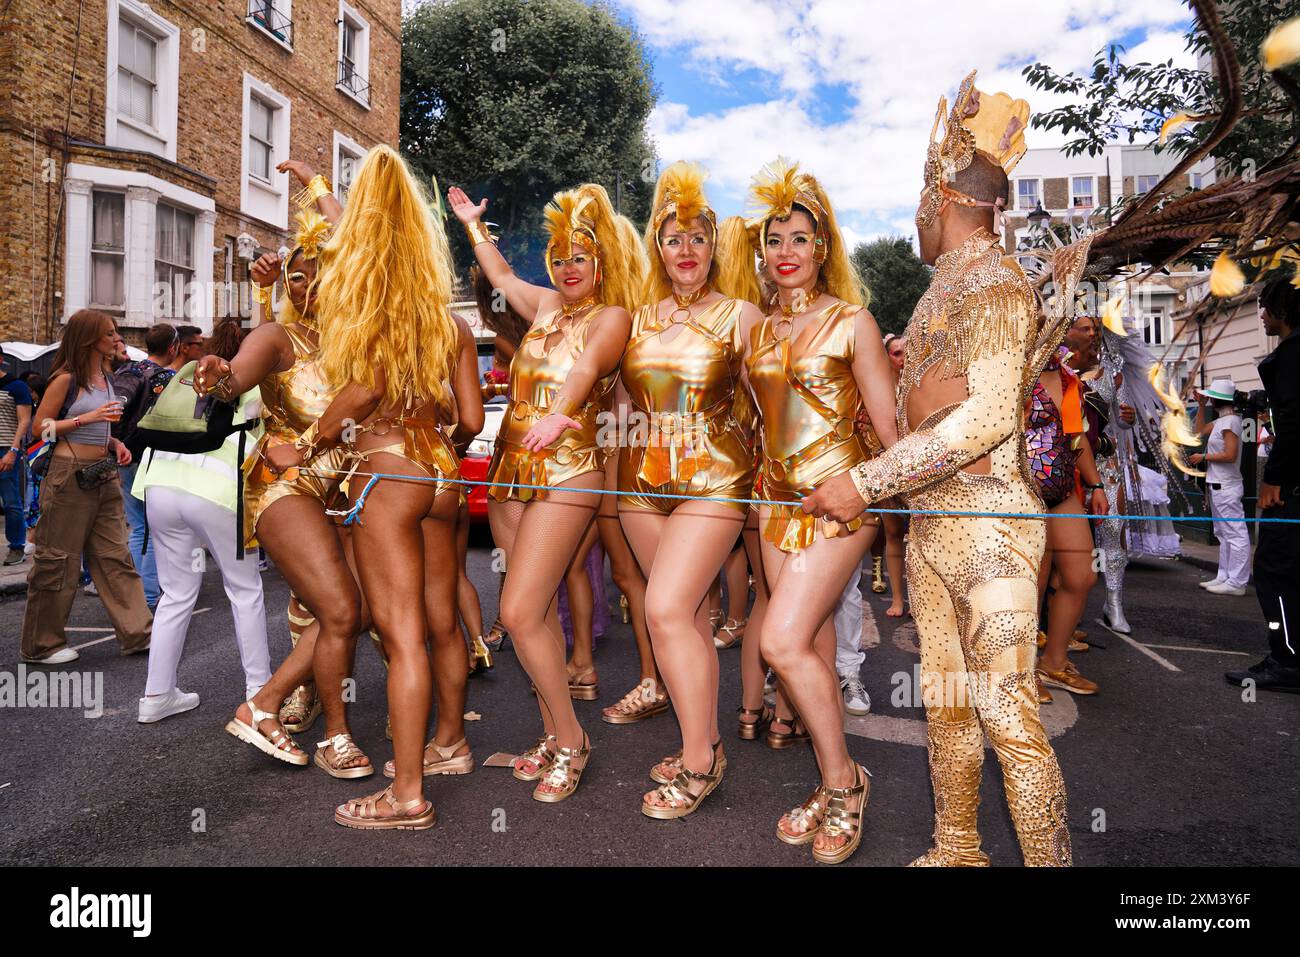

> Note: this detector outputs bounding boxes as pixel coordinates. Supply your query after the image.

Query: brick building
[0,0,401,345]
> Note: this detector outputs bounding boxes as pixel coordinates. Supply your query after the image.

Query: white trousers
[833,562,864,677]
[1209,481,1251,588]
[143,485,271,698]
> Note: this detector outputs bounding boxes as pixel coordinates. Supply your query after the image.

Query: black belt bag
[75,454,118,490]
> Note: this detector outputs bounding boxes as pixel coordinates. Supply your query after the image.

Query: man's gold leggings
[905,509,1072,867]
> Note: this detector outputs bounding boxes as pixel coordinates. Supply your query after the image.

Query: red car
[463,402,505,522]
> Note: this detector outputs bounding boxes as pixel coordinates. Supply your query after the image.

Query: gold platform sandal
[650,739,727,786]
[812,765,871,865]
[737,704,774,740]
[765,712,810,749]
[568,667,599,700]
[776,785,829,846]
[511,735,557,782]
[383,737,474,778]
[713,617,747,650]
[642,743,725,820]
[314,732,374,779]
[484,617,508,652]
[532,735,591,803]
[279,682,321,735]
[601,677,669,724]
[334,785,436,831]
[226,700,308,766]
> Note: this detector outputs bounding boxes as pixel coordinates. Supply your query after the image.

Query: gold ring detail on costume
[766,459,786,482]
[834,418,854,441]
[553,444,575,466]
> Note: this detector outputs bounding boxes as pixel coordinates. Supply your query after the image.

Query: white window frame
[1141,306,1169,347]
[1014,177,1042,212]
[246,0,294,53]
[63,163,216,330]
[332,130,367,204]
[240,73,292,229]
[89,190,127,313]
[1136,174,1162,196]
[154,202,197,322]
[1070,175,1097,209]
[336,1,371,109]
[105,0,180,161]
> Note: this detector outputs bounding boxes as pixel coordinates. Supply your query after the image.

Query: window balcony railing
[247,1,293,49]
[338,57,370,103]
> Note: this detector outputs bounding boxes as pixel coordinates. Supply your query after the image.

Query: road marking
[1115,633,1181,672]
[1144,643,1251,656]
[68,608,210,650]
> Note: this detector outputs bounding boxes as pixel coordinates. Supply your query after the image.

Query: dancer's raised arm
[449,186,554,321]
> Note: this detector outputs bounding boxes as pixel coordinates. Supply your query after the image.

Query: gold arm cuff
[490,381,509,397]
[465,220,497,247]
[291,174,333,210]
[251,284,273,305]
[549,395,578,418]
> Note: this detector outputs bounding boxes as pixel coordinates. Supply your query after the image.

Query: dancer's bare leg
[1040,493,1097,672]
[498,473,603,788]
[723,541,749,622]
[621,503,744,784]
[759,510,873,855]
[455,501,484,642]
[423,497,470,755]
[599,492,656,682]
[565,518,600,685]
[882,510,907,617]
[739,518,770,722]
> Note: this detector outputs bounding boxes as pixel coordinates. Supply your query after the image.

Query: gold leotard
[347,390,461,500]
[243,321,353,545]
[747,300,880,551]
[618,297,754,513]
[487,305,614,502]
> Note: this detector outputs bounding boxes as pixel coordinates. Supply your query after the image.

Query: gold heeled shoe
[708,607,724,635]
[334,785,436,831]
[619,593,630,624]
[765,712,810,750]
[870,556,887,593]
[313,731,374,780]
[484,617,507,652]
[468,635,494,675]
[642,743,725,820]
[511,735,556,782]
[532,735,591,803]
[737,704,773,740]
[713,617,747,650]
[812,765,871,865]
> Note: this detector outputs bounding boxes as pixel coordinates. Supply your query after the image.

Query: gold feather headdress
[916,70,1030,230]
[745,158,831,263]
[650,162,718,246]
[543,189,602,287]
[281,209,333,292]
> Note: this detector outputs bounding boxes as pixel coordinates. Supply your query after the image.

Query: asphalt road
[1,532,1296,867]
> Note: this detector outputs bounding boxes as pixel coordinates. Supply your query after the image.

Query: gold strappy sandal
[383,737,474,778]
[713,617,747,650]
[642,743,725,820]
[225,700,308,766]
[812,765,871,865]
[765,712,810,750]
[738,704,774,740]
[314,732,374,779]
[568,667,599,701]
[601,678,669,725]
[532,735,591,803]
[279,682,321,734]
[511,735,557,782]
[484,618,508,652]
[334,785,436,831]
[776,785,829,846]
[468,635,494,675]
[650,740,727,785]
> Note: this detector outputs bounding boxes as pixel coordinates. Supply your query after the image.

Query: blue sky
[610,0,1197,246]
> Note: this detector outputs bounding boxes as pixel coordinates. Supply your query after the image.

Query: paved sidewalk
[0,552,28,598]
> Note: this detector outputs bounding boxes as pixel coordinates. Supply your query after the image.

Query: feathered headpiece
[650,162,717,245]
[291,210,332,261]
[543,189,602,286]
[917,70,1030,230]
[745,158,831,263]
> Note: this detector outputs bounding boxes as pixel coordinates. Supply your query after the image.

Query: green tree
[402,0,658,281]
[852,237,931,335]
[1021,0,1300,178]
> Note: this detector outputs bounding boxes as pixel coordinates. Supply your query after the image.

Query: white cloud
[621,0,1196,237]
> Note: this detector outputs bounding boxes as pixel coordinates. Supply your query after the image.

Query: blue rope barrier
[293,464,1300,525]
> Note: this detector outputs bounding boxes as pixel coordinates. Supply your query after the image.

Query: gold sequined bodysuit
[618,297,754,513]
[747,300,880,552]
[488,305,614,502]
[243,321,353,545]
[849,229,1071,867]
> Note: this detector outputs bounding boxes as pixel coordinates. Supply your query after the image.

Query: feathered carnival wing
[650,161,717,244]
[543,190,601,287]
[745,158,831,263]
[917,70,1030,230]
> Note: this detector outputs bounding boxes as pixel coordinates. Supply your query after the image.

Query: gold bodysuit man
[803,73,1071,866]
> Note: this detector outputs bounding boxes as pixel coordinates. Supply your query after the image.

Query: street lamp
[1027,200,1051,233]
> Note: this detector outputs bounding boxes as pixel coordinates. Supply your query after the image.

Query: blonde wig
[542,183,646,314]
[745,158,868,308]
[315,145,459,410]
[642,161,720,304]
[714,215,763,306]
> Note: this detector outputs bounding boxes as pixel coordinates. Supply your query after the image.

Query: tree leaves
[851,237,932,336]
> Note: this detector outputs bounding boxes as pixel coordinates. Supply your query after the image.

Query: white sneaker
[83,580,98,596]
[1204,581,1247,596]
[840,675,871,716]
[138,688,200,723]
[1198,578,1225,590]
[22,646,79,665]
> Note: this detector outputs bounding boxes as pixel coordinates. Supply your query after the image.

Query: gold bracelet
[549,395,578,418]
[291,174,333,210]
[251,284,273,306]
[465,220,497,247]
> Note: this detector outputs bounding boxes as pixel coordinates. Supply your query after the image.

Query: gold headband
[650,162,718,251]
[543,190,602,288]
[746,158,830,264]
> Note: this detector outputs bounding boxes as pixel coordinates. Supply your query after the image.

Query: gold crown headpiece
[650,162,718,247]
[745,158,831,264]
[543,189,602,287]
[916,70,1030,230]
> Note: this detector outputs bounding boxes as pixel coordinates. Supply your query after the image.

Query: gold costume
[849,74,1071,868]
[243,321,352,545]
[618,297,754,512]
[487,306,614,502]
[348,393,461,500]
[748,301,879,552]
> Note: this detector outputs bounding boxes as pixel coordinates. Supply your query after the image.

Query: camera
[1233,389,1269,417]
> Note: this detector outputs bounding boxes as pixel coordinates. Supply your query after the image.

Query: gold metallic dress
[488,306,614,503]
[747,300,880,552]
[618,297,754,513]
[850,229,1071,867]
[243,321,353,545]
